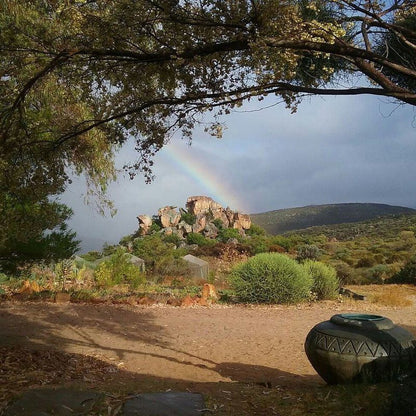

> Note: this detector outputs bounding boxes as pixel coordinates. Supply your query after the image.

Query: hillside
[251,203,416,235]
[284,213,416,241]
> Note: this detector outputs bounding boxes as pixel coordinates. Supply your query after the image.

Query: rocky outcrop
[158,206,181,228]
[136,196,251,243]
[192,214,207,233]
[186,196,222,216]
[233,213,251,230]
[137,215,152,235]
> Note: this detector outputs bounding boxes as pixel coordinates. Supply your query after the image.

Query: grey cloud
[62,94,416,252]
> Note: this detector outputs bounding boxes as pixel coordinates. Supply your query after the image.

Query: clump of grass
[370,290,413,307]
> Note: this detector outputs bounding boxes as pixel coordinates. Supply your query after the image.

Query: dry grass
[346,284,416,307]
[370,291,413,307]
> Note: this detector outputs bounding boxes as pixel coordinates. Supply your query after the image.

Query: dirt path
[1,300,416,387]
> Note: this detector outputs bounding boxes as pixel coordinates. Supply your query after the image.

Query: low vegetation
[1,209,416,306]
[303,260,339,300]
[251,203,416,234]
[229,253,313,304]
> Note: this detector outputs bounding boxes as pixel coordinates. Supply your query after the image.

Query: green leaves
[0,1,415,252]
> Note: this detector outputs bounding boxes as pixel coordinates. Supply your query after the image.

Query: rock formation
[137,215,152,235]
[136,196,251,242]
[158,206,181,228]
[233,213,251,230]
[186,196,223,216]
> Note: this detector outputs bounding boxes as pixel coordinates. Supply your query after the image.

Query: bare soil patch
[1,296,415,415]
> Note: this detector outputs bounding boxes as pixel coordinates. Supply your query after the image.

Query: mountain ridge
[250,203,416,235]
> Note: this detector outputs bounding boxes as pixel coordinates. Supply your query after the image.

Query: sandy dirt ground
[1,298,416,415]
[1,299,415,387]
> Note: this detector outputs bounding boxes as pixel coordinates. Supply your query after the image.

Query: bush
[229,253,313,304]
[303,260,339,300]
[217,228,242,243]
[245,235,269,255]
[153,256,191,277]
[296,244,321,262]
[333,261,359,285]
[246,224,266,236]
[163,233,182,246]
[356,255,376,268]
[390,257,416,284]
[186,232,214,247]
[366,264,389,283]
[181,212,196,225]
[212,218,225,229]
[269,244,286,253]
[269,236,292,251]
[133,234,176,266]
[81,251,102,262]
[94,249,145,288]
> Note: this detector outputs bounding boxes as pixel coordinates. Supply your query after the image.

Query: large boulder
[192,214,207,233]
[158,206,181,228]
[137,215,152,235]
[233,213,251,230]
[186,196,222,216]
[177,220,193,235]
[211,208,230,228]
[225,207,235,225]
[204,222,218,239]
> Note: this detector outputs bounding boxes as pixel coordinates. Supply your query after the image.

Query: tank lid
[340,313,384,321]
[330,313,394,330]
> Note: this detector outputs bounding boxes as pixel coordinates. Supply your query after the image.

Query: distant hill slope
[284,213,416,241]
[251,203,416,235]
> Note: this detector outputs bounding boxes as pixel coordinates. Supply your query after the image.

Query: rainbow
[162,141,248,212]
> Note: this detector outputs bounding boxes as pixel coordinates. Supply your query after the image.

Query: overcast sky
[60,94,416,252]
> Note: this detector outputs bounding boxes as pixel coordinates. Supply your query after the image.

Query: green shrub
[229,253,313,304]
[246,224,266,236]
[149,223,161,233]
[244,235,269,255]
[332,262,350,285]
[390,257,416,284]
[186,232,214,246]
[303,260,339,300]
[153,256,191,277]
[269,236,292,251]
[296,244,321,262]
[356,255,376,268]
[212,218,225,229]
[217,228,242,243]
[81,251,102,262]
[101,243,119,256]
[367,264,389,283]
[181,212,196,225]
[0,273,9,283]
[133,234,176,266]
[94,249,145,288]
[163,233,182,246]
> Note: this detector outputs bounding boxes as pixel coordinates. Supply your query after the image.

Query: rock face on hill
[136,196,251,240]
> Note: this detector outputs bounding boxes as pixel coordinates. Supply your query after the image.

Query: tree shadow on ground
[0,301,327,415]
[2,302,414,415]
[0,302,169,356]
[0,345,326,416]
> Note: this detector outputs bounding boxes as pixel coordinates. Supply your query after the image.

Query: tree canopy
[0,0,415,197]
